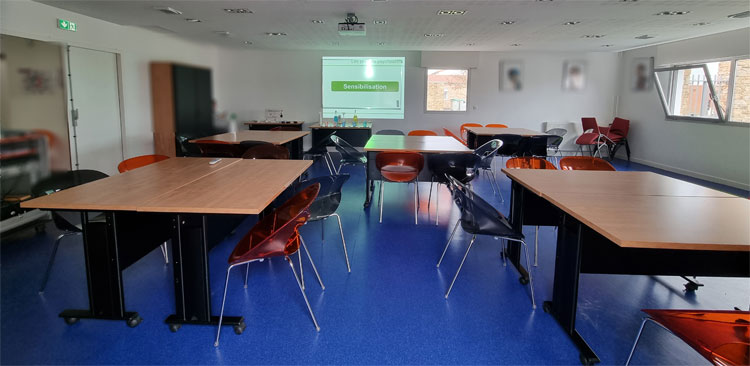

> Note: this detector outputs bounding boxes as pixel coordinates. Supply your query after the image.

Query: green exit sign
[57,18,77,32]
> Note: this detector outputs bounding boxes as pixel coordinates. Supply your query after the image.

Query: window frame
[424,68,470,113]
[653,56,749,126]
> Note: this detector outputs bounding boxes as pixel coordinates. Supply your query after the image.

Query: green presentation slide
[322,57,405,119]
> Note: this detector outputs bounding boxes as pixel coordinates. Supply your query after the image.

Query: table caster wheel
[542,301,553,314]
[169,323,181,333]
[233,321,246,335]
[64,317,79,325]
[127,314,142,328]
[519,276,529,285]
[579,353,598,366]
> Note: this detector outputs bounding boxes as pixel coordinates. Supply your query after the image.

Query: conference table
[465,126,549,149]
[191,130,310,159]
[501,169,749,365]
[361,135,472,207]
[21,158,312,333]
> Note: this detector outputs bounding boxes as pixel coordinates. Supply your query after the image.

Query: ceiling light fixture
[692,22,710,26]
[224,8,253,14]
[378,42,386,46]
[601,44,614,47]
[373,19,387,25]
[244,41,252,45]
[635,34,655,39]
[582,34,605,38]
[510,43,521,46]
[311,19,325,24]
[563,21,581,25]
[728,11,750,19]
[437,10,466,15]
[215,31,231,37]
[654,10,690,16]
[154,7,183,15]
[424,33,445,37]
[265,32,287,36]
[465,43,476,46]
[620,0,638,2]
[499,20,516,25]
[185,18,201,23]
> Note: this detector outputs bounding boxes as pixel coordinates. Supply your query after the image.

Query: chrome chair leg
[427,178,433,211]
[323,152,334,175]
[379,179,385,223]
[160,242,169,264]
[485,170,498,196]
[435,183,440,226]
[489,170,504,203]
[331,213,351,272]
[414,180,418,225]
[445,235,476,298]
[511,238,536,308]
[534,226,539,267]
[625,317,669,366]
[437,219,461,267]
[300,236,324,290]
[244,263,250,288]
[287,254,321,331]
[39,231,80,293]
[501,239,507,267]
[214,263,238,347]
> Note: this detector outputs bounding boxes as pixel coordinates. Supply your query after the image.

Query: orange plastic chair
[443,128,467,146]
[117,154,170,173]
[485,124,508,128]
[460,123,483,141]
[626,309,750,366]
[193,139,237,157]
[559,156,615,171]
[214,183,322,346]
[376,152,425,225]
[408,130,438,136]
[241,144,290,159]
[505,157,557,170]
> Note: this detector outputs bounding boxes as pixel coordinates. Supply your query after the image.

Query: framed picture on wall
[632,57,654,92]
[562,60,587,91]
[500,60,524,91]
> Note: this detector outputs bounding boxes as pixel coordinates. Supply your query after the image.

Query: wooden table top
[190,130,309,145]
[310,123,371,130]
[466,127,549,137]
[364,135,473,153]
[544,192,750,251]
[139,159,312,214]
[21,158,241,211]
[501,169,738,198]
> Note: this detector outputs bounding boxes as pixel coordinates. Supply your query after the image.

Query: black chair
[517,136,548,157]
[545,128,566,165]
[473,139,503,198]
[375,129,405,136]
[32,170,109,293]
[176,135,202,157]
[329,135,367,174]
[427,153,481,225]
[437,176,536,308]
[304,131,336,175]
[295,174,352,272]
[493,134,523,163]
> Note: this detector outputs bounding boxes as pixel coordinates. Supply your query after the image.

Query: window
[654,57,750,123]
[426,69,468,112]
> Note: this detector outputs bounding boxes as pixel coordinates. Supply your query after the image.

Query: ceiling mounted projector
[338,13,366,36]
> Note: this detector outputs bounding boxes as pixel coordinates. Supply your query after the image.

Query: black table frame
[505,180,749,365]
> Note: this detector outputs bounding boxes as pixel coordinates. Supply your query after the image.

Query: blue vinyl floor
[1,157,748,365]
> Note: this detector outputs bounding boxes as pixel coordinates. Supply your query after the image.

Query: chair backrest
[559,156,615,171]
[428,153,481,184]
[545,128,567,137]
[581,117,600,134]
[408,130,438,136]
[31,170,109,232]
[494,134,524,157]
[228,183,320,265]
[443,128,466,145]
[506,157,557,169]
[546,135,564,148]
[330,135,367,163]
[376,129,405,136]
[375,151,425,171]
[296,174,350,220]
[642,309,750,366]
[241,144,290,159]
[517,136,548,157]
[307,131,336,154]
[460,123,483,140]
[193,139,237,158]
[485,124,508,128]
[474,139,503,169]
[176,135,202,157]
[609,117,630,138]
[118,154,169,173]
[446,175,516,237]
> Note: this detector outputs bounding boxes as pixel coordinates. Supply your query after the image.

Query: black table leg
[544,213,600,365]
[165,214,244,333]
[506,181,529,282]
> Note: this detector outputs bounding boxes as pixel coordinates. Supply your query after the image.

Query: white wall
[617,29,750,190]
[0,0,220,158]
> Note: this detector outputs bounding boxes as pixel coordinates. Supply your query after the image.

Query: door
[67,46,123,176]
[173,65,213,141]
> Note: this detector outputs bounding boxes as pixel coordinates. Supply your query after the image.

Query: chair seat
[575,133,603,145]
[381,165,419,182]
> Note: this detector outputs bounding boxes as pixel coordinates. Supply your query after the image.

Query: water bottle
[352,110,358,127]
[333,111,339,126]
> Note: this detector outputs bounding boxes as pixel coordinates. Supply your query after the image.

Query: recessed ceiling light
[372,0,388,2]
[244,41,252,45]
[215,31,231,37]
[728,11,750,19]
[620,0,638,2]
[331,41,340,46]
[185,18,201,23]
[373,19,387,25]
[311,19,325,24]
[465,43,476,46]
[510,43,521,46]
[153,7,183,15]
[563,21,581,25]
[601,44,614,47]
[536,0,553,2]
[424,33,445,37]
[654,10,690,16]
[265,32,287,36]
[499,20,516,25]
[437,10,466,15]
[635,34,655,39]
[582,34,605,38]
[692,22,710,26]
[224,8,253,14]
[377,42,386,46]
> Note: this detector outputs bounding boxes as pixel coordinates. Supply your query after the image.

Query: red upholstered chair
[604,117,631,160]
[485,124,508,128]
[626,309,750,366]
[408,130,438,136]
[376,152,425,225]
[241,144,290,159]
[214,184,322,347]
[193,139,238,157]
[460,123,483,141]
[559,156,616,171]
[575,117,608,157]
[443,128,467,146]
[117,154,170,173]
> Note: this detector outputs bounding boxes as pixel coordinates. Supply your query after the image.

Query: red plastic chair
[117,154,170,173]
[485,124,508,128]
[559,156,615,171]
[505,157,557,170]
[576,117,609,158]
[193,139,238,158]
[375,152,425,225]
[241,144,290,159]
[214,183,322,347]
[605,117,631,160]
[408,130,438,136]
[626,309,750,366]
[460,123,483,141]
[443,128,467,145]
